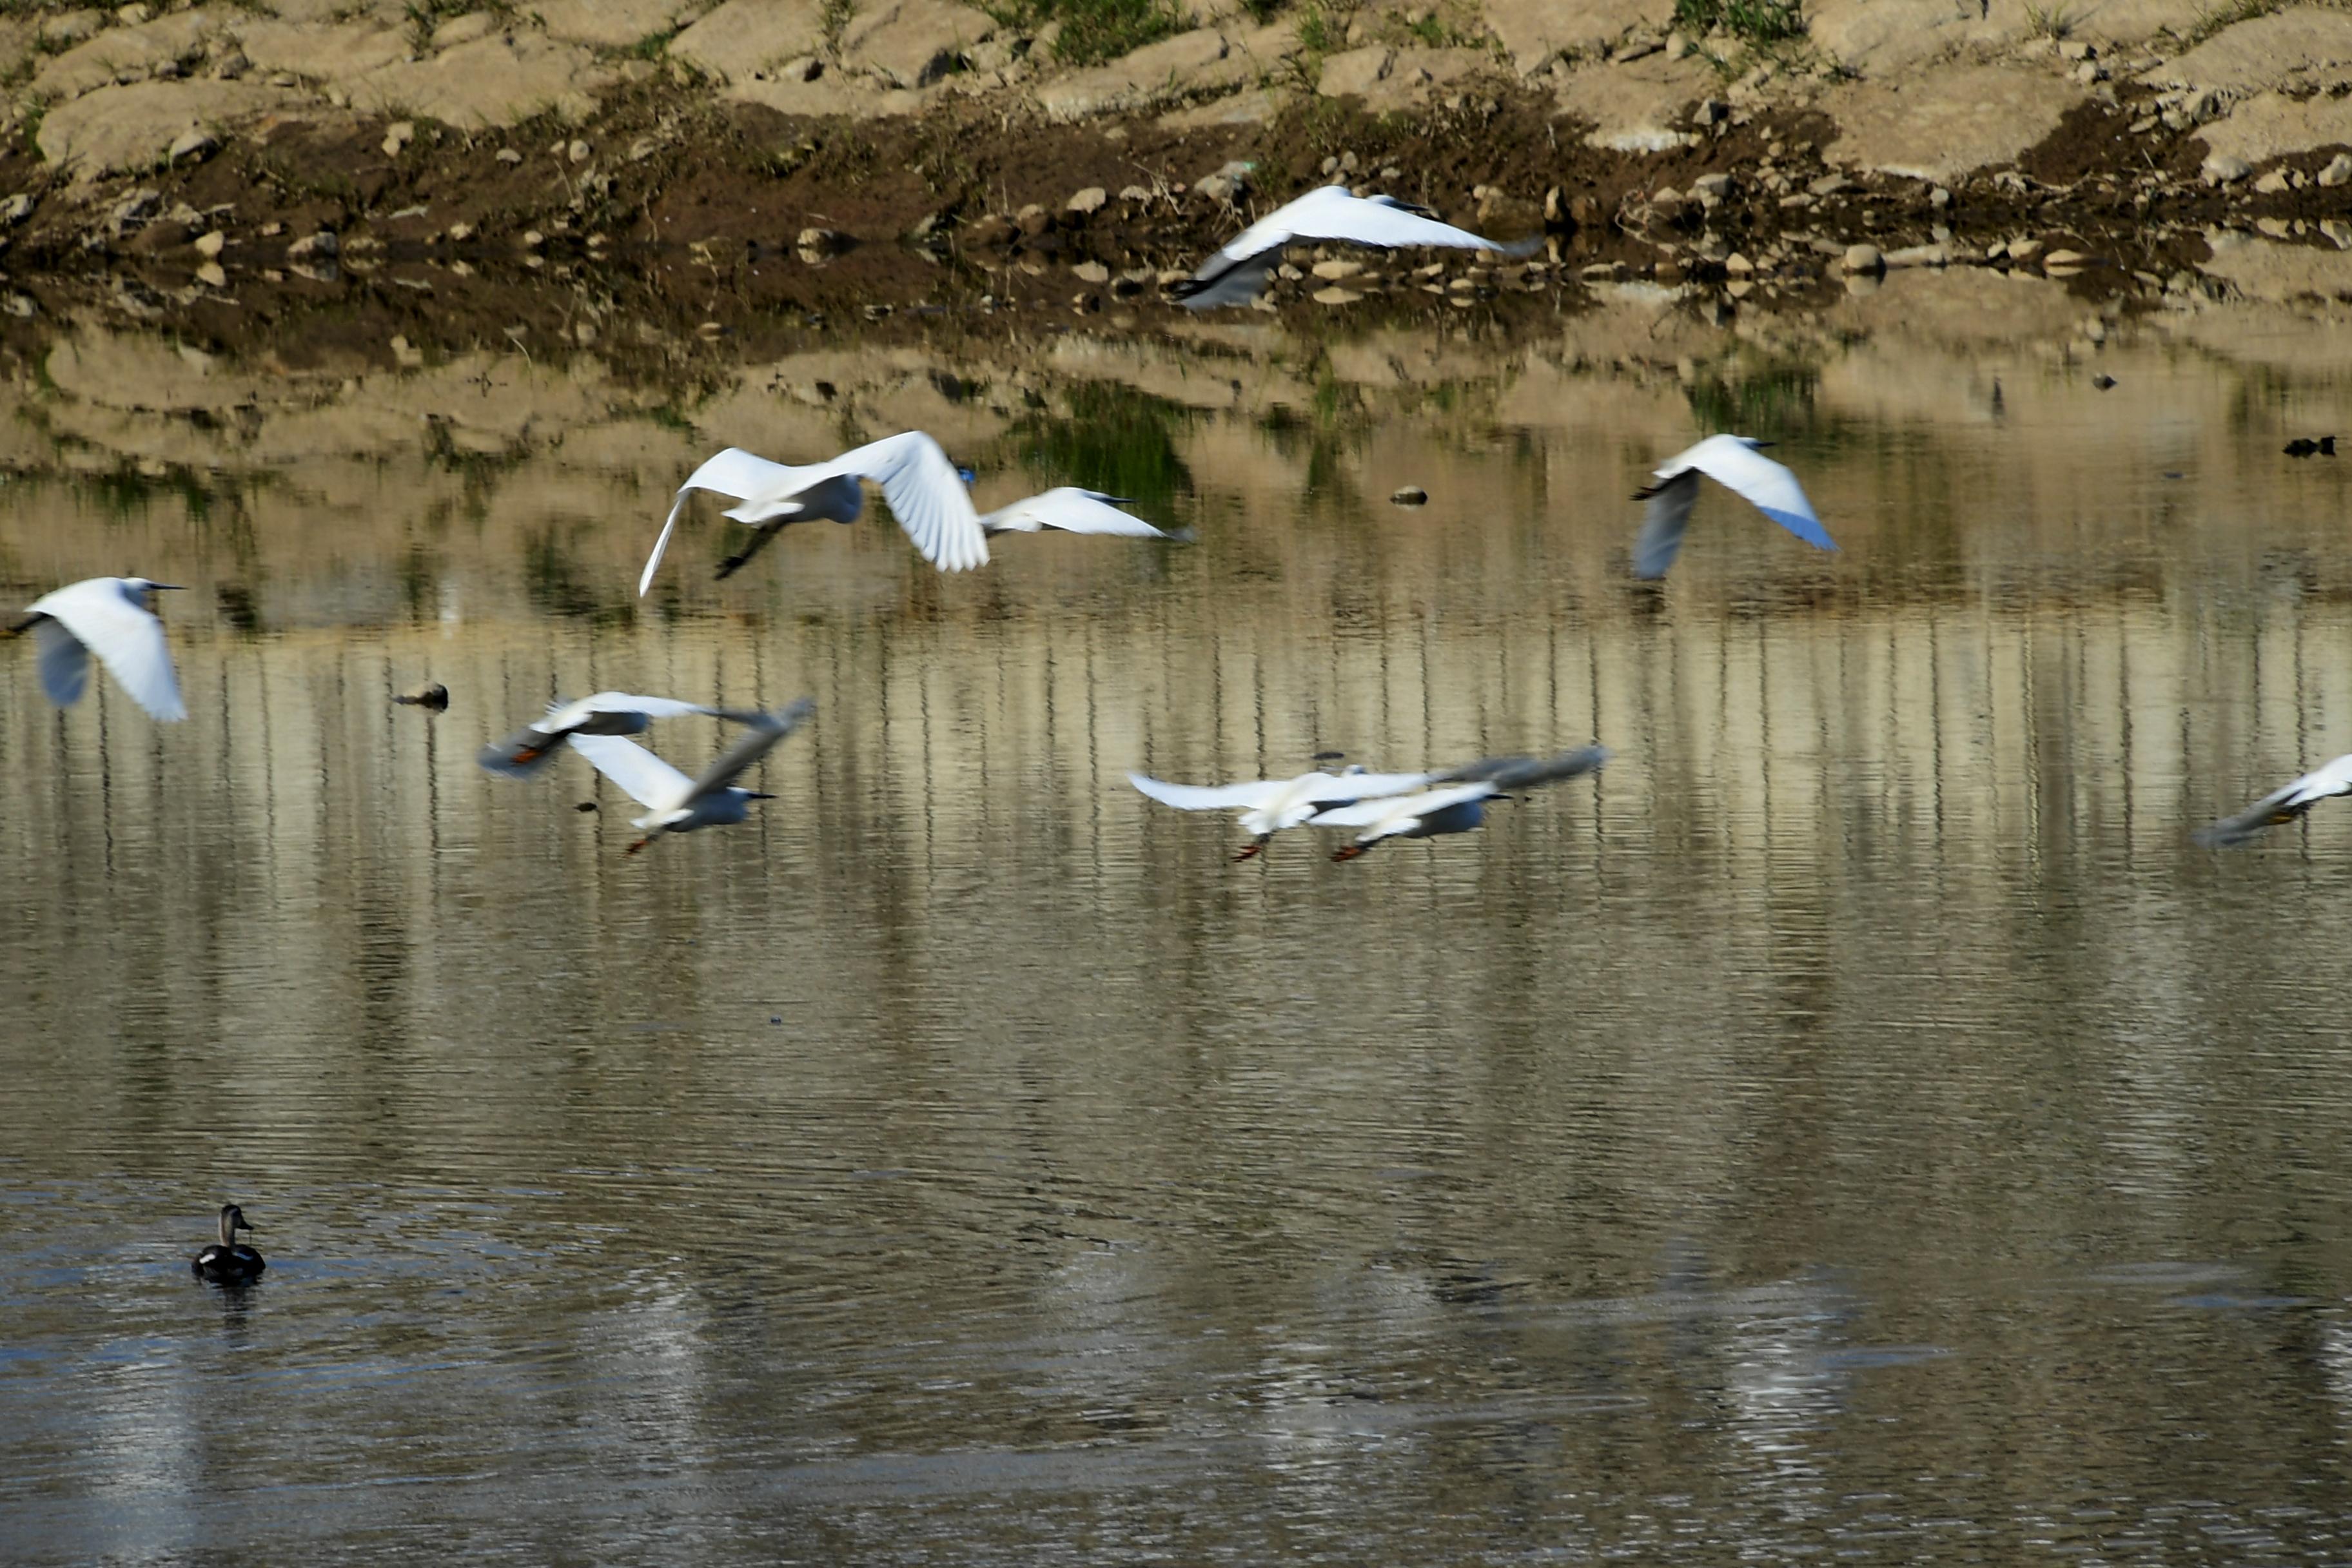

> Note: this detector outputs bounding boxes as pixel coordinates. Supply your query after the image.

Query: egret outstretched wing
[26,578,185,721]
[1310,783,1496,830]
[2195,754,2352,847]
[641,447,805,595]
[31,619,88,709]
[683,699,814,800]
[1633,436,1834,579]
[568,734,695,812]
[542,691,733,732]
[1128,772,1291,812]
[1179,186,1538,307]
[985,489,1180,538]
[828,431,990,573]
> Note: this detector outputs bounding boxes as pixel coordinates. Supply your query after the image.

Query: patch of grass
[1671,0,1805,46]
[1683,354,1819,436]
[821,0,857,50]
[624,24,678,59]
[2022,0,2077,37]
[1011,380,1192,512]
[1293,0,1349,54]
[985,0,1184,66]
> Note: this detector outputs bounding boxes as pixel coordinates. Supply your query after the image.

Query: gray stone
[2202,152,2252,183]
[1843,242,1884,273]
[36,80,299,179]
[2140,6,2352,94]
[33,12,214,101]
[1066,186,1107,215]
[349,33,618,128]
[166,126,216,163]
[1820,64,2086,182]
[1482,0,1672,73]
[0,193,31,225]
[669,0,827,80]
[534,0,700,49]
[231,19,409,86]
[2200,92,2352,168]
[839,0,994,88]
[286,230,338,259]
[1318,44,1392,98]
[2321,152,2352,188]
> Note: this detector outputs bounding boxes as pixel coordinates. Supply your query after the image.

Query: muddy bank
[2,50,2349,377]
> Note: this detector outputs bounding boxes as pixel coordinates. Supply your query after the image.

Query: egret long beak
[743,791,778,800]
[149,583,186,591]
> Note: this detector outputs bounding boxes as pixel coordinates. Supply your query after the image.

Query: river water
[7,273,2352,1563]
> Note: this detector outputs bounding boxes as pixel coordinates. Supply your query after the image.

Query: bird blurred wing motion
[2195,754,2352,847]
[826,431,990,573]
[567,734,694,811]
[683,699,815,799]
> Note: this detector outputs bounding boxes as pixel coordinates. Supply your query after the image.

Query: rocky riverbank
[0,0,2348,363]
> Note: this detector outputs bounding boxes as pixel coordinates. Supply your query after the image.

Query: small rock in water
[2090,374,2117,390]
[2320,153,2352,188]
[1066,186,1107,216]
[392,683,449,711]
[167,128,217,165]
[2253,167,2291,195]
[194,230,226,257]
[2202,152,2250,184]
[195,262,226,288]
[1391,486,1429,506]
[2284,436,2338,457]
[286,230,338,260]
[1841,243,1883,275]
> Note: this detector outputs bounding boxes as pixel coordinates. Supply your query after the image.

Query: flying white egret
[478,691,770,778]
[1173,186,1542,309]
[2195,754,2352,847]
[569,699,814,854]
[10,575,186,721]
[1129,763,1448,859]
[980,488,1189,540]
[1311,746,1611,860]
[1632,436,1836,580]
[640,432,992,594]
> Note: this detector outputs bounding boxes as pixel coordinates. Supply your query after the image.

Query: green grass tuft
[985,0,1184,67]
[1671,0,1805,46]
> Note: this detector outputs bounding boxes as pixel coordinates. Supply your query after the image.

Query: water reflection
[7,284,2352,1561]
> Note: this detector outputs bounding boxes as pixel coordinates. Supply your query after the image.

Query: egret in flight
[1129,763,1451,859]
[569,699,814,854]
[2195,754,2352,847]
[1632,436,1836,579]
[1313,747,1612,860]
[1173,186,1542,308]
[980,489,1188,540]
[478,691,768,778]
[10,575,186,721]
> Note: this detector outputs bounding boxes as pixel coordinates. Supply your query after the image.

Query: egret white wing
[552,691,727,729]
[989,489,1177,538]
[1673,436,1836,553]
[28,580,184,721]
[642,447,809,595]
[1301,769,1445,805]
[2195,754,2352,847]
[1310,783,1494,828]
[568,734,694,811]
[824,431,989,572]
[1128,772,1291,812]
[1631,470,1701,580]
[30,618,88,708]
[683,699,814,799]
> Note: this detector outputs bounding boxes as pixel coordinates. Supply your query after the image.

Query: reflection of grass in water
[524,525,633,625]
[90,464,220,524]
[1683,357,1820,436]
[1013,380,1192,513]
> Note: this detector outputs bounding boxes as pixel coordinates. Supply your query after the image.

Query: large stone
[350,32,617,126]
[2200,90,2352,166]
[1032,24,1259,119]
[30,11,215,100]
[1480,0,1672,73]
[1317,44,1391,97]
[2140,6,2352,93]
[1821,63,2085,181]
[534,0,705,49]
[668,0,827,80]
[35,79,299,178]
[232,19,411,84]
[839,0,994,87]
[1805,0,2018,77]
[2199,230,2352,302]
[2064,0,2204,44]
[1552,54,1711,150]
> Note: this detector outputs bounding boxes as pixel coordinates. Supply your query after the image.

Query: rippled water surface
[10,284,2352,1563]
